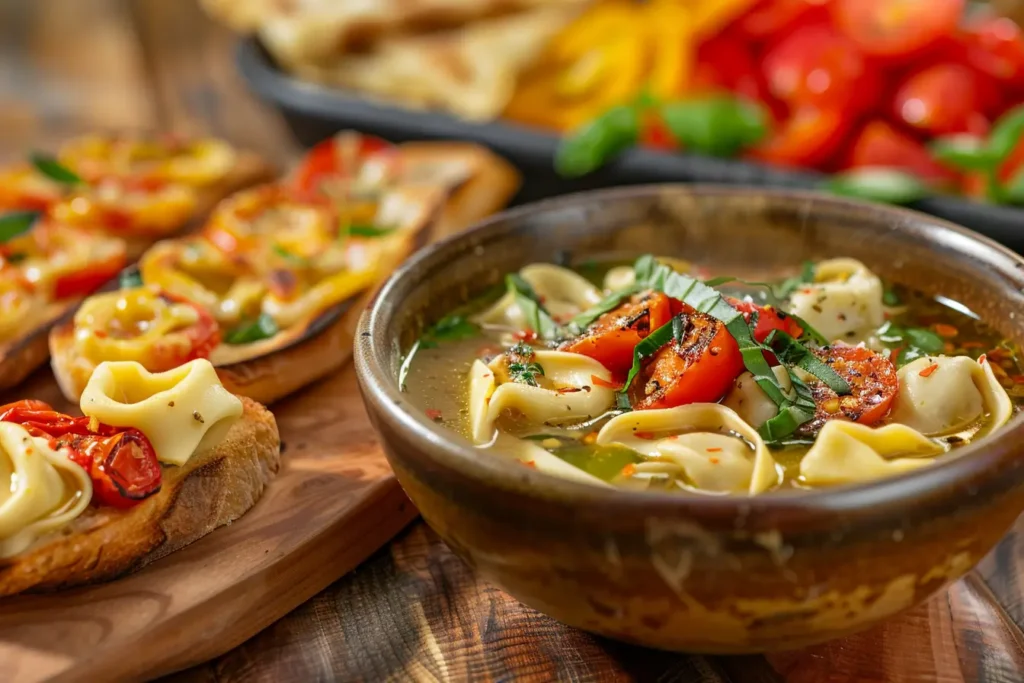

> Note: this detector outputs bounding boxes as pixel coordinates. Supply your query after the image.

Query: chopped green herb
[555,104,641,178]
[506,273,559,340]
[619,313,680,403]
[776,261,816,299]
[272,244,309,265]
[929,134,999,171]
[0,210,40,243]
[567,285,642,333]
[30,152,82,185]
[903,327,944,354]
[764,330,851,394]
[225,313,279,344]
[429,314,479,342]
[509,360,545,386]
[119,268,143,290]
[988,104,1024,160]
[882,288,901,307]
[759,370,817,443]
[342,223,395,238]
[895,347,926,368]
[660,95,769,158]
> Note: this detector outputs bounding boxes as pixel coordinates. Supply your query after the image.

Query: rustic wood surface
[3,1,1024,682]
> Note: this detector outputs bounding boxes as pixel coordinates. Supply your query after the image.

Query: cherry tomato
[831,0,965,59]
[52,249,127,300]
[800,345,898,435]
[728,299,804,342]
[736,0,823,40]
[694,33,774,103]
[290,133,394,201]
[749,107,850,168]
[892,63,995,136]
[632,304,745,410]
[561,292,673,375]
[843,120,958,185]
[962,16,1024,86]
[763,22,878,112]
[145,293,221,371]
[0,401,162,508]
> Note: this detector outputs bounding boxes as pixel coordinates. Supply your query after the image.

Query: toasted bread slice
[0,149,274,394]
[0,397,280,597]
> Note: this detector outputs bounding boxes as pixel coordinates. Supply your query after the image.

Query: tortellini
[596,404,780,494]
[721,367,794,429]
[889,356,1013,437]
[490,434,612,488]
[473,264,602,329]
[468,351,615,444]
[787,258,884,343]
[800,421,944,486]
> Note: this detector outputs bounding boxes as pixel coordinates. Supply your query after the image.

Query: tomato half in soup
[561,292,672,375]
[799,345,898,435]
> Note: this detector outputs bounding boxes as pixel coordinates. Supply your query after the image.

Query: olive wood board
[0,364,417,683]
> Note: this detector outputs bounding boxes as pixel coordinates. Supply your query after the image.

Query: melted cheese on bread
[0,423,92,558]
[80,359,242,466]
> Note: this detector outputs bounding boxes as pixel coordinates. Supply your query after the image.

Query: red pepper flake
[513,329,538,342]
[557,386,582,394]
[93,329,108,339]
[591,375,623,390]
[919,363,940,378]
[634,431,656,440]
[621,463,637,477]
[979,354,987,365]
[933,324,959,338]
[961,341,986,349]
[520,460,537,469]
[706,447,722,452]
[709,457,720,464]
[425,409,443,422]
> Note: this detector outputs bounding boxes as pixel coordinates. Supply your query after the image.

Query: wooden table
[4,2,1024,681]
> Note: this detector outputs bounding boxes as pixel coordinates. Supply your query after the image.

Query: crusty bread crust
[0,150,274,393]
[0,397,280,597]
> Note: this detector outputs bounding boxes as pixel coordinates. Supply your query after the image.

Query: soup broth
[402,256,1023,495]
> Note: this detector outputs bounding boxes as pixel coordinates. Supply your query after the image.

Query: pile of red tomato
[683,0,1024,199]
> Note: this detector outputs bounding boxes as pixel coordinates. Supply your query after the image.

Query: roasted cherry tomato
[750,106,849,168]
[52,248,127,300]
[735,0,823,39]
[694,32,775,104]
[892,63,994,136]
[962,16,1024,86]
[0,401,162,508]
[800,345,898,435]
[843,120,958,185]
[762,22,878,112]
[728,298,804,343]
[632,304,745,410]
[561,292,673,375]
[831,0,965,59]
[290,133,394,201]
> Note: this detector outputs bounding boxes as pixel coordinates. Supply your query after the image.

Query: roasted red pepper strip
[0,400,161,508]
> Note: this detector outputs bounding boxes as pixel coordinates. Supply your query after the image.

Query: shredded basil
[875,321,944,366]
[0,210,40,243]
[619,314,679,402]
[342,223,395,238]
[506,273,559,340]
[567,284,643,333]
[776,261,816,299]
[272,244,309,266]
[764,330,851,394]
[225,313,279,344]
[429,315,479,342]
[119,268,143,290]
[759,369,817,443]
[30,152,82,185]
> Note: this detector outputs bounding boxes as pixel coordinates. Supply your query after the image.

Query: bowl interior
[360,185,1024,520]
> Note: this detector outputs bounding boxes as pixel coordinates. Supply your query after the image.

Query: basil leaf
[776,260,815,299]
[785,312,829,347]
[506,274,559,340]
[119,269,143,289]
[765,330,851,394]
[225,313,279,345]
[633,257,788,407]
[569,285,643,332]
[1004,167,1024,206]
[343,223,395,238]
[824,168,931,205]
[555,105,641,178]
[929,135,999,171]
[30,152,82,185]
[758,369,816,443]
[428,314,479,342]
[0,211,40,243]
[989,104,1024,160]
[273,243,309,265]
[903,327,944,354]
[660,96,768,158]
[882,288,900,306]
[896,346,926,368]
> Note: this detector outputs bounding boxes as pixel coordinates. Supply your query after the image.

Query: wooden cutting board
[0,363,417,683]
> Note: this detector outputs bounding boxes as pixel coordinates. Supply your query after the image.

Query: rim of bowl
[356,184,1024,519]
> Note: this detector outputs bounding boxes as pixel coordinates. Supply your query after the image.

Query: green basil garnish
[759,370,817,443]
[555,104,640,178]
[272,244,309,266]
[929,134,1000,171]
[342,223,395,238]
[0,210,40,243]
[119,269,143,290]
[824,168,931,205]
[225,313,279,345]
[30,152,82,185]
[660,95,768,158]
[765,330,851,394]
[506,273,559,340]
[619,313,679,399]
[567,284,643,333]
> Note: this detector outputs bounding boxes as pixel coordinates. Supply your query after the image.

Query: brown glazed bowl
[354,185,1024,653]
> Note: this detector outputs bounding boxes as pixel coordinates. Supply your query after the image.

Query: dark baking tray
[236,37,1024,252]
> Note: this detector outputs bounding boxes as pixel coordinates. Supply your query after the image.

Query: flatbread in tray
[49,133,519,405]
[0,135,274,392]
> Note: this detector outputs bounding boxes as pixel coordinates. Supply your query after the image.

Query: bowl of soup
[354,185,1024,653]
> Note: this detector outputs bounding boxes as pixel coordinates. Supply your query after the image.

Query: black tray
[236,37,1024,252]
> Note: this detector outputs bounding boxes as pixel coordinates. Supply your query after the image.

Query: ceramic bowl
[354,185,1024,653]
